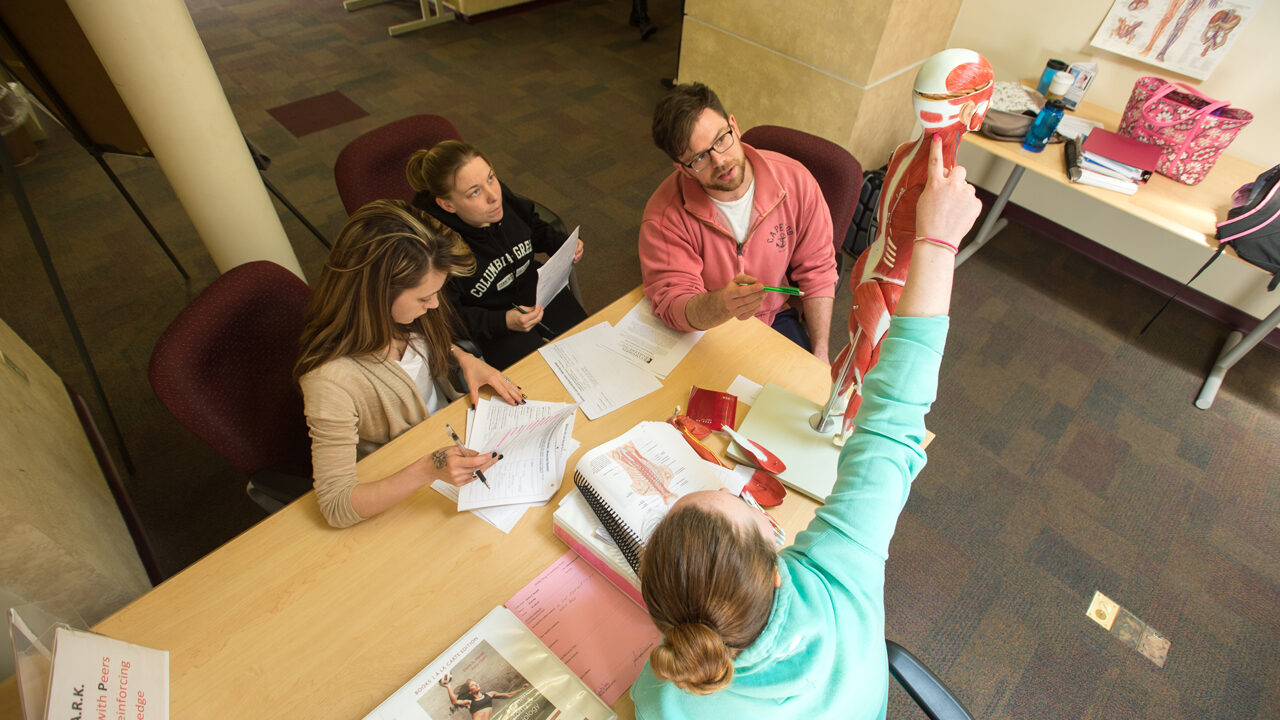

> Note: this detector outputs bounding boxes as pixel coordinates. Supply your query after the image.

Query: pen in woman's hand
[510,303,554,335]
[444,423,490,488]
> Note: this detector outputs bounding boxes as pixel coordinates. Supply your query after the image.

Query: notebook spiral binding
[573,470,645,573]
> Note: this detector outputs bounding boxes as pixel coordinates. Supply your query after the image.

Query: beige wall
[0,318,150,680]
[949,0,1277,319]
[678,0,963,168]
[948,0,1275,167]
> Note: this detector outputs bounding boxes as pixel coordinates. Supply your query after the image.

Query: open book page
[507,552,660,706]
[539,322,662,420]
[605,297,704,379]
[456,401,578,511]
[574,422,729,557]
[364,606,614,720]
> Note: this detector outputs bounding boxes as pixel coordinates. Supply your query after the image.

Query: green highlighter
[762,285,804,297]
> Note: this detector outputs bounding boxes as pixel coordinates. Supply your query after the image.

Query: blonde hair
[295,200,476,381]
[406,140,492,198]
[639,505,778,694]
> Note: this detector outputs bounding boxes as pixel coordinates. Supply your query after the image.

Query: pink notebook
[1081,129,1161,180]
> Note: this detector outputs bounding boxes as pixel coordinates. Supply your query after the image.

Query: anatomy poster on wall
[1089,0,1260,79]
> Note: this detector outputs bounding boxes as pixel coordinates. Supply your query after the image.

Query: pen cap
[1046,71,1073,101]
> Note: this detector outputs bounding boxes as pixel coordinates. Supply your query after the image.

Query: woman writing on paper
[407,140,587,369]
[629,136,983,718]
[296,200,525,528]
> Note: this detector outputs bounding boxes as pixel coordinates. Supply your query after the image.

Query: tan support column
[65,0,304,279]
[677,0,964,167]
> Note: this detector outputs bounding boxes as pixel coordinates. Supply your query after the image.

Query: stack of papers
[539,297,704,419]
[432,398,579,533]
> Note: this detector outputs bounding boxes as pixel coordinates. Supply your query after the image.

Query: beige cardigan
[299,352,459,528]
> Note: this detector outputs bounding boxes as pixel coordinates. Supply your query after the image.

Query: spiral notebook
[571,422,730,572]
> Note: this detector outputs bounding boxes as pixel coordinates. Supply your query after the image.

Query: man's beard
[702,156,747,193]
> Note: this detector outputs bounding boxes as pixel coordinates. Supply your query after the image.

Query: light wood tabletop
[964,99,1262,248]
[0,287,849,719]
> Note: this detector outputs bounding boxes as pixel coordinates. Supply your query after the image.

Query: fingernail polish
[491,451,498,457]
[497,454,504,460]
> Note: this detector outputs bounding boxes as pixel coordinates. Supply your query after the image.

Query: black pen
[444,423,490,488]
[511,303,554,335]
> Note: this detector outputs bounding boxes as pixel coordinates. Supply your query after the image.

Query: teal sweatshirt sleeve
[804,315,948,561]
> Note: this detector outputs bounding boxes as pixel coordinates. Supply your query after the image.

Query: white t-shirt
[397,338,443,417]
[710,179,757,247]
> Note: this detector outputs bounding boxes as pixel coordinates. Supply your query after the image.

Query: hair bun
[650,622,734,695]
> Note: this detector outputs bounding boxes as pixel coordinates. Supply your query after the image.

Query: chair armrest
[886,640,976,720]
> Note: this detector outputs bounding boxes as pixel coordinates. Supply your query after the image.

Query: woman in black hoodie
[408,141,587,369]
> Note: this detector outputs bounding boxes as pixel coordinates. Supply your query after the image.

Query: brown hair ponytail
[648,622,735,695]
[406,140,492,198]
[640,504,778,695]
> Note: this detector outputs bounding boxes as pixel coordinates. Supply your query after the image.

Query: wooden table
[0,288,839,719]
[959,101,1272,408]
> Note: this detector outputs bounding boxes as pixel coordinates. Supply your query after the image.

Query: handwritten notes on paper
[506,552,660,705]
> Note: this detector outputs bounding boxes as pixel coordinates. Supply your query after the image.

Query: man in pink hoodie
[639,83,838,361]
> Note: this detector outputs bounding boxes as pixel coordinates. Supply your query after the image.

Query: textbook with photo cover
[363,606,615,720]
[571,421,729,573]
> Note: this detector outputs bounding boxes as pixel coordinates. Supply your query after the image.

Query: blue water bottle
[1036,59,1069,95]
[1022,72,1072,153]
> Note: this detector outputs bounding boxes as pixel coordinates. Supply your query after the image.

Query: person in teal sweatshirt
[630,135,983,719]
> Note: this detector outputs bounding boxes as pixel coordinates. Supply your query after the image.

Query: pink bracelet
[914,236,959,255]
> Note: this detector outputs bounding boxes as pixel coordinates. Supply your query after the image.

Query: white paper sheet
[456,401,578,511]
[539,322,662,420]
[727,375,764,406]
[431,480,540,533]
[536,226,579,307]
[605,297,704,379]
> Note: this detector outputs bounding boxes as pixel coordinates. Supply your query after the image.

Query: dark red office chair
[333,114,463,214]
[740,125,863,273]
[148,261,314,511]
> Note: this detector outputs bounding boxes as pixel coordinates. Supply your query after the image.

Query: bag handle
[1141,79,1230,128]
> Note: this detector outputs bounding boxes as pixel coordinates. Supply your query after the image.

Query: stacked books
[552,422,739,608]
[1064,128,1161,195]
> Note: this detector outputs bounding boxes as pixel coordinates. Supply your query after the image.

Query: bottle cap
[1047,71,1073,99]
[1047,59,1069,71]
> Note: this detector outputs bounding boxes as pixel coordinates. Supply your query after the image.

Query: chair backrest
[886,639,976,720]
[148,261,313,480]
[333,114,463,215]
[740,125,863,267]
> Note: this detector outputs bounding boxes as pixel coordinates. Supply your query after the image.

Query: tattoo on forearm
[432,449,448,469]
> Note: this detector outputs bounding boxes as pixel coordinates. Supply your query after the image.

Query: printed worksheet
[539,322,662,420]
[506,552,661,706]
[456,401,578,511]
[536,226,579,307]
[606,297,704,379]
